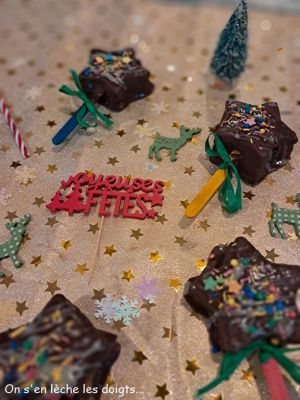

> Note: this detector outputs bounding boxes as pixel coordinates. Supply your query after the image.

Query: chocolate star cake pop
[79,48,154,111]
[211,100,298,185]
[0,294,120,399]
[185,237,300,353]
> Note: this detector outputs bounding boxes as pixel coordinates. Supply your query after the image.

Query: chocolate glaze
[211,101,298,185]
[0,294,120,399]
[185,237,300,352]
[79,48,154,111]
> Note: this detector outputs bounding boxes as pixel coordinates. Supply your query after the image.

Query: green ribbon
[194,341,300,399]
[205,133,242,214]
[59,70,113,129]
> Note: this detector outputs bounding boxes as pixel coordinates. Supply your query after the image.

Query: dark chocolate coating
[185,237,300,352]
[0,294,120,399]
[79,48,154,111]
[211,101,298,185]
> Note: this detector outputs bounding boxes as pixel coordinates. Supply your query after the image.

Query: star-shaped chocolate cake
[79,48,154,111]
[185,237,300,352]
[0,294,120,399]
[211,101,298,185]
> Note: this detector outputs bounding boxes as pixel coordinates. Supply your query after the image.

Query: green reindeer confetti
[269,194,300,239]
[148,125,201,162]
[0,214,31,276]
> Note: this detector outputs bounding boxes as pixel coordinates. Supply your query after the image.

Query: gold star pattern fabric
[0,2,299,400]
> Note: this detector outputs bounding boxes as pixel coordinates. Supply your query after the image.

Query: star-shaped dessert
[185,237,300,352]
[212,101,298,185]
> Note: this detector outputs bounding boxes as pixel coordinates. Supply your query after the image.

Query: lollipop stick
[52,104,88,145]
[185,169,226,217]
[262,358,290,400]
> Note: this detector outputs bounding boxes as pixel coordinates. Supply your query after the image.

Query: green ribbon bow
[59,70,113,129]
[205,133,242,214]
[194,341,300,399]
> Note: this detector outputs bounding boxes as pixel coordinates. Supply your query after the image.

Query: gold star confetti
[116,129,126,137]
[130,144,141,153]
[0,144,10,152]
[286,195,295,205]
[88,223,100,234]
[112,320,127,332]
[132,350,148,365]
[22,233,30,244]
[164,180,174,189]
[60,240,72,251]
[287,232,298,241]
[104,244,117,257]
[162,326,177,341]
[265,210,272,218]
[75,263,89,275]
[47,164,58,173]
[94,139,104,148]
[137,118,146,126]
[47,120,56,127]
[265,248,280,262]
[92,289,105,301]
[174,236,187,246]
[141,299,156,312]
[155,383,170,399]
[264,176,276,186]
[0,274,15,288]
[283,162,294,172]
[150,251,162,263]
[155,214,168,225]
[31,256,42,267]
[107,156,119,166]
[180,199,189,209]
[71,151,81,159]
[241,368,254,385]
[33,196,45,207]
[243,225,256,237]
[46,217,59,227]
[172,120,180,128]
[195,259,206,270]
[186,358,200,375]
[192,111,201,118]
[130,228,143,240]
[211,395,223,400]
[45,280,60,296]
[169,278,182,292]
[184,166,195,176]
[16,301,28,316]
[35,105,45,112]
[10,161,21,168]
[122,269,135,282]
[177,96,186,103]
[198,219,211,231]
[243,190,255,200]
[5,211,18,221]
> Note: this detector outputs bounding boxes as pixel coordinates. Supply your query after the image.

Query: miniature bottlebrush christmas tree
[210,0,248,85]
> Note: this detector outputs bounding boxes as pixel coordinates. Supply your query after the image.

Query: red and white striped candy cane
[0,96,29,159]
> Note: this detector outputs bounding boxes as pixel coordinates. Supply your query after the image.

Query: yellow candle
[185,169,226,218]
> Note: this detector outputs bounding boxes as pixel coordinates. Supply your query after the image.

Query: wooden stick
[262,358,290,400]
[185,169,226,218]
[52,104,88,145]
[88,215,105,285]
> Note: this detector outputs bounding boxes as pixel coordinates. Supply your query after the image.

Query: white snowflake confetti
[113,296,140,326]
[134,276,160,303]
[25,86,42,100]
[15,166,36,185]
[145,162,158,171]
[0,188,11,206]
[151,101,170,115]
[95,294,118,324]
[135,123,155,138]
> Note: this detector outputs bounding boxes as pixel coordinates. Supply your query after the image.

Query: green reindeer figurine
[0,214,31,276]
[268,193,300,239]
[148,125,201,162]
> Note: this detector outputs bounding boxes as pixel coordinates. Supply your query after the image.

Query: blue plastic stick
[52,104,88,145]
